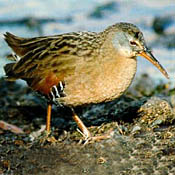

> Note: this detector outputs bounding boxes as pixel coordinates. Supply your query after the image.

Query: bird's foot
[33,130,57,145]
[72,109,111,144]
[84,134,111,145]
[77,128,111,145]
[40,131,57,144]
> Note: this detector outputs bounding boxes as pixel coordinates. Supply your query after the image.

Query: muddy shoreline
[0,75,175,175]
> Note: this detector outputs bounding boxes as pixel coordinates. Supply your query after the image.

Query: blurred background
[0,0,175,83]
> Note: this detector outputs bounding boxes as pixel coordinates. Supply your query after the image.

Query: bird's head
[110,22,169,79]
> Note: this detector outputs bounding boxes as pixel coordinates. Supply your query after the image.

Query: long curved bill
[139,51,169,79]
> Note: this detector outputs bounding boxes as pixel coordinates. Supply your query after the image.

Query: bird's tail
[4,32,31,57]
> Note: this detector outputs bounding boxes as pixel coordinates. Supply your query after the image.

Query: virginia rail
[3,22,169,141]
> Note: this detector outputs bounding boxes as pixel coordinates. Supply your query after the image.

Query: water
[0,0,175,82]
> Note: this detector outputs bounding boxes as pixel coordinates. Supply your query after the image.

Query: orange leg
[71,108,111,142]
[39,103,57,143]
[46,103,52,133]
[71,108,91,138]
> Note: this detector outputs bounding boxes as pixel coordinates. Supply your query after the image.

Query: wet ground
[1,74,175,175]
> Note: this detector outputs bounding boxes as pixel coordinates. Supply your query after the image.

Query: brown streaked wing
[4,32,63,57]
[8,31,100,81]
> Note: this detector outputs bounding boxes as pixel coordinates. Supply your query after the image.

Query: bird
[3,22,169,141]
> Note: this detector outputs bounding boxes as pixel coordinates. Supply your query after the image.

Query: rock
[88,1,118,19]
[152,15,174,35]
[131,125,141,133]
[138,96,174,125]
[151,15,175,49]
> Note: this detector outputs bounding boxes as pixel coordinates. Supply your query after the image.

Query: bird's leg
[44,84,62,135]
[71,108,111,143]
[71,108,91,139]
[40,84,65,143]
[34,102,56,144]
[46,103,52,134]
[46,84,61,133]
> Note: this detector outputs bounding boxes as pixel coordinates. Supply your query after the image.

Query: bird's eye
[130,41,137,46]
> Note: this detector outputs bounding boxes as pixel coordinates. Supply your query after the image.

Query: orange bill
[139,51,169,79]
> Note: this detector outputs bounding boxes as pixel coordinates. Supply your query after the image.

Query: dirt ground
[1,75,175,175]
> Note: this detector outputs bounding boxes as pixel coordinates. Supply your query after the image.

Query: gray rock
[138,96,174,125]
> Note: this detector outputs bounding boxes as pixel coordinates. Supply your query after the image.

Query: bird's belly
[60,58,137,106]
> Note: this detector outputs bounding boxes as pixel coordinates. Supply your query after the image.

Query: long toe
[83,132,111,145]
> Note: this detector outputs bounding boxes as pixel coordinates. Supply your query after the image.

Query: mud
[0,74,175,175]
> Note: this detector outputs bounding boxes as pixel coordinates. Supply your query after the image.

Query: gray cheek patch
[112,32,131,54]
[112,32,125,48]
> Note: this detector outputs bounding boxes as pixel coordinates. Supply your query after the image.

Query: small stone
[131,125,141,133]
